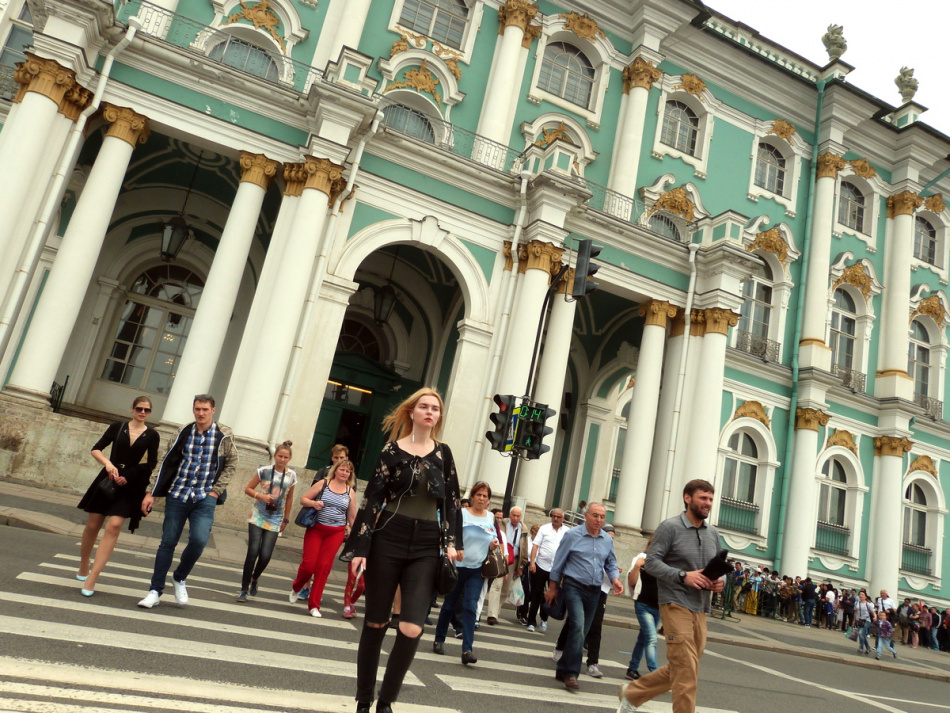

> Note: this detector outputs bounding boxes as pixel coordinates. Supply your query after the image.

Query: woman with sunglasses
[76,395,160,596]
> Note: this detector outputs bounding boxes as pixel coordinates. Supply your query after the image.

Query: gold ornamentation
[649,187,695,221]
[689,308,705,337]
[13,54,76,106]
[623,57,662,93]
[911,295,946,325]
[909,454,938,477]
[558,11,606,41]
[673,73,706,98]
[58,83,92,122]
[301,156,346,206]
[534,122,576,148]
[815,151,846,179]
[282,162,306,197]
[767,119,796,140]
[874,435,913,457]
[668,309,686,338]
[239,152,280,189]
[432,43,463,80]
[390,35,410,57]
[522,23,542,48]
[925,193,946,214]
[833,263,873,301]
[503,241,514,271]
[385,59,442,106]
[795,407,830,431]
[887,189,922,218]
[624,375,636,391]
[554,266,575,294]
[498,0,538,34]
[746,228,788,263]
[848,158,876,179]
[638,300,677,328]
[102,104,150,147]
[702,308,739,335]
[226,0,285,52]
[445,57,461,81]
[734,401,771,427]
[518,240,563,274]
[827,429,857,454]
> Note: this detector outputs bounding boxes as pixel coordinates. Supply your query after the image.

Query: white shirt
[825,590,836,603]
[876,596,895,613]
[531,522,568,570]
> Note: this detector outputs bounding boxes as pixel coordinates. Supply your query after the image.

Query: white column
[516,281,576,505]
[162,152,279,424]
[221,172,302,421]
[614,300,676,529]
[867,437,911,596]
[476,1,537,145]
[607,58,662,206]
[230,156,344,442]
[799,152,844,371]
[779,408,828,576]
[311,0,372,70]
[5,105,149,399]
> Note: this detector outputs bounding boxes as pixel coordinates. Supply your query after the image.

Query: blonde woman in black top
[340,387,462,713]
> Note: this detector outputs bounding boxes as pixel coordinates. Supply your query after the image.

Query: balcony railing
[735,329,780,362]
[914,393,943,420]
[815,520,850,556]
[901,543,933,576]
[831,363,867,394]
[717,497,759,535]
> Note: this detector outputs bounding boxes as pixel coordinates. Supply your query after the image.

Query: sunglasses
[134,406,152,413]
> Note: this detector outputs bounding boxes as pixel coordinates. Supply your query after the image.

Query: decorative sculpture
[895,67,918,103]
[821,24,846,62]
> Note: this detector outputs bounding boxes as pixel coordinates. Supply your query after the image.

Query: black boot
[356,623,389,707]
[378,628,421,704]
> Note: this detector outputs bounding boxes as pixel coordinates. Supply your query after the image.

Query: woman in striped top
[290,459,356,616]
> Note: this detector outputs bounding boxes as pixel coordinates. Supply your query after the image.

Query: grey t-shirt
[644,511,721,613]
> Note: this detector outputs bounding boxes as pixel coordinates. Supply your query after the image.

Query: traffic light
[572,238,602,299]
[486,394,517,452]
[515,401,556,460]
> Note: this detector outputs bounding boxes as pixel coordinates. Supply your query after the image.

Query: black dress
[77,421,160,532]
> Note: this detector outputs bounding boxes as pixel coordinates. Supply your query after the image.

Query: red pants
[292,523,345,611]
[344,568,365,607]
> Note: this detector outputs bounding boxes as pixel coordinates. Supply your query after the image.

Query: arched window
[815,457,850,556]
[336,318,382,362]
[914,216,938,266]
[648,213,681,241]
[660,101,699,156]
[209,34,279,81]
[0,3,33,100]
[903,482,932,575]
[718,431,760,534]
[830,289,856,372]
[838,181,866,232]
[538,42,594,109]
[100,265,204,395]
[398,0,468,49]
[737,263,774,359]
[908,320,931,399]
[382,103,435,143]
[609,400,631,503]
[754,143,786,196]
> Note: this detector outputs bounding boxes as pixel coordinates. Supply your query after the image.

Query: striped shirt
[644,511,721,613]
[316,485,351,527]
[167,423,218,503]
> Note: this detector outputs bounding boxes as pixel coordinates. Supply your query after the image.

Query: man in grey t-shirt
[618,479,723,713]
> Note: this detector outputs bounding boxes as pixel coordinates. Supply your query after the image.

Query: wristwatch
[678,570,687,583]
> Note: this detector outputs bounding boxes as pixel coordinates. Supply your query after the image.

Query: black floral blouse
[339,441,462,561]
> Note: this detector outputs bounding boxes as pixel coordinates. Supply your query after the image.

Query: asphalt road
[0,525,943,713]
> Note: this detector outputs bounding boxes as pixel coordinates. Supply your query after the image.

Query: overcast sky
[707,1,949,138]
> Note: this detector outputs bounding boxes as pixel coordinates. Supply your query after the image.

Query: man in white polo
[525,508,568,633]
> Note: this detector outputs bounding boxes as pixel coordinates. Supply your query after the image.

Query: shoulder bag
[294,479,327,528]
[481,519,509,579]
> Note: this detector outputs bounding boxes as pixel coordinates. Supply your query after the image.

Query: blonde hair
[274,440,293,457]
[327,458,355,487]
[381,387,444,442]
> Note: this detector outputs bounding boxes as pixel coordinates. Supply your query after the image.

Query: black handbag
[96,475,119,501]
[481,521,508,579]
[435,523,458,595]
[294,480,327,528]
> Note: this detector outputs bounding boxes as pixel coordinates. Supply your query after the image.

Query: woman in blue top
[432,480,499,665]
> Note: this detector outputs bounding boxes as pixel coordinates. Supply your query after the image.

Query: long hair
[381,387,445,442]
[327,458,355,487]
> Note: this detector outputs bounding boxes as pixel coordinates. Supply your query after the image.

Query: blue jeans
[434,566,484,653]
[557,579,601,678]
[150,495,217,593]
[629,601,661,673]
[802,600,815,627]
[876,634,896,657]
[857,618,872,652]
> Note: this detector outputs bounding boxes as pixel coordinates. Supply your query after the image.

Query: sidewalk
[3,477,948,682]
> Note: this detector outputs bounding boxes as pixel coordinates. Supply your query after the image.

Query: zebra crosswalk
[0,543,740,713]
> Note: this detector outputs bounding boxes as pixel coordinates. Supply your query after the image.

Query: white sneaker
[526,624,536,632]
[172,579,189,606]
[617,682,638,712]
[137,590,160,609]
[588,664,604,678]
[539,621,548,633]
[552,649,563,662]
[289,588,300,604]
[310,608,322,618]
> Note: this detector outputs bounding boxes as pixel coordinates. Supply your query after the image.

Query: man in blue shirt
[546,502,623,690]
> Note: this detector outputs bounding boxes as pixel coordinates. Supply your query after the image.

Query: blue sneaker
[298,587,311,601]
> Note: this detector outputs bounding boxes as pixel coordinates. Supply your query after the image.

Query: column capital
[689,308,705,337]
[497,0,538,34]
[283,162,306,196]
[874,435,913,457]
[13,54,77,106]
[239,152,280,189]
[638,299,677,327]
[669,308,686,338]
[503,240,514,271]
[59,83,93,122]
[701,307,739,335]
[102,104,150,147]
[795,407,830,431]
[301,156,346,205]
[554,266,575,294]
[887,189,923,218]
[815,151,846,179]
[622,57,662,93]
[518,239,563,275]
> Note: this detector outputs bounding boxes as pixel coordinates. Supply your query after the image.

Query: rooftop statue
[895,67,918,103]
[821,24,847,61]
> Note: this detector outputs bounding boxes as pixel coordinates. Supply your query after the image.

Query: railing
[582,178,693,244]
[831,363,866,394]
[735,329,780,362]
[901,543,933,576]
[814,520,850,556]
[914,393,943,420]
[717,497,759,535]
[49,375,69,413]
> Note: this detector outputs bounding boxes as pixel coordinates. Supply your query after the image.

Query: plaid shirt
[167,423,218,503]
